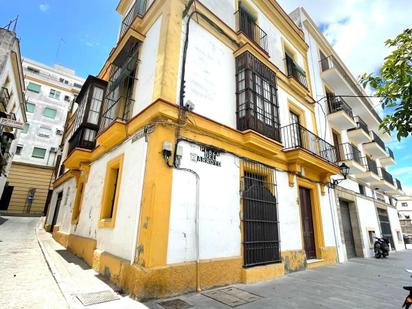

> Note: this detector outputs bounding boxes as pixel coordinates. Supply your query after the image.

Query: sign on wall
[0,118,24,129]
[190,146,222,167]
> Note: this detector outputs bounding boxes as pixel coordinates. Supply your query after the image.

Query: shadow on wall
[56,249,90,270]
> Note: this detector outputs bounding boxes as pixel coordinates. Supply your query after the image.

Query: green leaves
[360,28,412,141]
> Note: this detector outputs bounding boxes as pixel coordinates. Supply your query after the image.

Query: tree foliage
[360,28,412,140]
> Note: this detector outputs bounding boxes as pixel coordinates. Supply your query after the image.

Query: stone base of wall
[282,250,307,273]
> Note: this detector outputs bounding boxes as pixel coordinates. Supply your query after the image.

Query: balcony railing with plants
[339,143,363,166]
[0,87,10,110]
[235,10,268,53]
[327,96,354,119]
[364,156,378,175]
[119,0,148,39]
[380,168,394,186]
[353,116,369,134]
[285,53,308,88]
[281,123,337,164]
[370,131,385,150]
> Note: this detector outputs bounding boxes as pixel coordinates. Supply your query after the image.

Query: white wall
[74,136,147,261]
[168,141,241,263]
[133,16,162,115]
[356,196,381,257]
[387,206,405,251]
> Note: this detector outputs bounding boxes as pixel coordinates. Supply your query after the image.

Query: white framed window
[49,89,61,100]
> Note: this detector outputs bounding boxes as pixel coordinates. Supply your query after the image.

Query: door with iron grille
[242,164,280,267]
[377,208,395,250]
[299,187,316,259]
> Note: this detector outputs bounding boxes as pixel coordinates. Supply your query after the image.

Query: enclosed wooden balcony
[363,131,387,159]
[338,143,366,174]
[326,96,356,130]
[347,116,372,144]
[356,156,380,183]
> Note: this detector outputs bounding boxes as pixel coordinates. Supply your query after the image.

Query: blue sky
[2,0,411,193]
[0,0,119,78]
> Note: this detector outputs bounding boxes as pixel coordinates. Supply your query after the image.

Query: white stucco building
[0,58,84,214]
[0,20,27,204]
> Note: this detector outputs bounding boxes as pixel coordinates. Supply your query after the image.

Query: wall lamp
[329,163,350,189]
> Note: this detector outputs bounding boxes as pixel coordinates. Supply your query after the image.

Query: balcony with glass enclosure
[68,76,107,154]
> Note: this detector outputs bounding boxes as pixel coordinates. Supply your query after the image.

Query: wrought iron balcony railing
[353,116,369,134]
[339,143,362,165]
[364,156,378,175]
[281,123,337,164]
[235,10,268,53]
[370,131,385,150]
[380,168,394,185]
[396,178,402,190]
[120,0,148,39]
[327,96,354,119]
[285,53,308,88]
[100,96,135,132]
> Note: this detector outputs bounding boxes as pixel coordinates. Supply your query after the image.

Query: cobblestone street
[0,216,67,309]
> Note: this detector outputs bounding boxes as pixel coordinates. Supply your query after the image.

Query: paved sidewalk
[35,218,147,309]
[146,250,412,309]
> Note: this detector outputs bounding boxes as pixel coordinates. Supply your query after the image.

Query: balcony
[338,143,366,174]
[326,96,356,130]
[119,0,148,40]
[68,76,107,154]
[396,178,402,191]
[380,147,396,167]
[0,87,10,111]
[356,156,380,183]
[371,168,396,192]
[281,123,338,164]
[363,131,387,159]
[285,54,308,88]
[347,116,372,144]
[235,9,268,53]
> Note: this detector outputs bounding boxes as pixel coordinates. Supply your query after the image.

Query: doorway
[340,200,356,259]
[51,192,63,232]
[299,187,316,259]
[0,184,13,210]
[377,208,395,250]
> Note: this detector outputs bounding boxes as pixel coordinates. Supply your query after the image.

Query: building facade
[290,8,405,261]
[45,0,406,300]
[0,59,84,214]
[0,20,27,205]
[397,196,412,248]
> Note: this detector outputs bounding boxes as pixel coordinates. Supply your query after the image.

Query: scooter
[402,269,412,309]
[373,236,390,258]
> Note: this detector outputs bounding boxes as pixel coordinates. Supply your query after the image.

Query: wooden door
[340,200,356,259]
[299,187,316,259]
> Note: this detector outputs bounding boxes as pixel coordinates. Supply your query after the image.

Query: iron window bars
[285,53,308,88]
[235,7,268,53]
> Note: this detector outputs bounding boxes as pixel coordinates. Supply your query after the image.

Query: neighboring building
[0,19,27,205]
[397,196,412,248]
[0,58,84,214]
[45,0,406,300]
[290,8,405,259]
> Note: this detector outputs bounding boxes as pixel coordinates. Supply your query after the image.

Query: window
[27,66,40,74]
[27,82,41,93]
[49,89,61,100]
[236,52,280,142]
[359,184,365,196]
[74,83,82,89]
[88,86,104,125]
[43,107,57,119]
[38,126,52,138]
[99,154,124,228]
[16,145,23,155]
[25,102,35,113]
[402,202,408,207]
[32,147,47,159]
[21,123,30,134]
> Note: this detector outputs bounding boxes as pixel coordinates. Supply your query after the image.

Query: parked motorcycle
[402,269,412,309]
[373,236,390,258]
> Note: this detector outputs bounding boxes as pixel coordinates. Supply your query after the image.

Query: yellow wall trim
[53,170,80,189]
[241,263,284,284]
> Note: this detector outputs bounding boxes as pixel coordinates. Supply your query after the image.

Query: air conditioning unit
[56,129,63,135]
[50,147,57,152]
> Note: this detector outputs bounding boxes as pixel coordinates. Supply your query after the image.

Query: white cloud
[277,0,411,78]
[39,4,49,12]
[391,167,412,177]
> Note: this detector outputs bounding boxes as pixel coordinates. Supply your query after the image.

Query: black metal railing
[380,168,394,185]
[281,123,337,164]
[235,10,268,53]
[353,116,369,134]
[68,126,97,154]
[386,147,394,160]
[119,0,148,39]
[0,87,10,110]
[339,143,362,165]
[364,156,378,175]
[327,96,354,119]
[285,54,308,88]
[370,131,385,150]
[100,96,135,132]
[396,178,402,190]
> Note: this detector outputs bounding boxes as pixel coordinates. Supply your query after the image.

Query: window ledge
[98,218,115,228]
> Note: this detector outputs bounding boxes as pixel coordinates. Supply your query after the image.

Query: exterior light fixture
[329,163,350,189]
